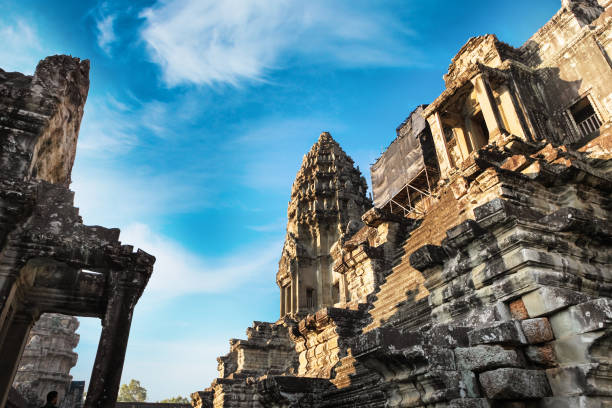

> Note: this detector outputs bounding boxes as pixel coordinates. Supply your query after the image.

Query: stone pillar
[285,285,290,316]
[292,277,298,315]
[471,74,507,140]
[501,84,532,140]
[0,313,35,408]
[280,286,285,316]
[426,112,453,179]
[453,126,471,158]
[84,271,140,408]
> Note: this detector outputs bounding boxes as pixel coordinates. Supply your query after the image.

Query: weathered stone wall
[0,55,89,184]
[0,56,155,408]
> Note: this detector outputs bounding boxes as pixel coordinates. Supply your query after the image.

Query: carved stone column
[426,111,453,178]
[0,313,35,408]
[471,73,507,140]
[83,270,142,408]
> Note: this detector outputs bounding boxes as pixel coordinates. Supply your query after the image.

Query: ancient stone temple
[191,0,612,406]
[0,56,155,408]
[277,132,372,317]
[12,314,80,408]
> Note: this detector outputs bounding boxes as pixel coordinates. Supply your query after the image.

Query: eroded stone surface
[479,368,552,399]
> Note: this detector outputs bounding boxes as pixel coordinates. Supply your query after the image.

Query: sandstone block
[409,244,448,271]
[520,318,554,344]
[509,298,529,320]
[419,370,480,403]
[479,368,551,399]
[468,321,527,346]
[550,299,612,339]
[525,344,557,367]
[521,161,542,179]
[427,325,471,348]
[501,154,530,172]
[455,345,523,372]
[522,287,590,318]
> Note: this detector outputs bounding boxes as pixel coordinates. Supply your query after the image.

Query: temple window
[569,96,602,138]
[332,282,340,304]
[470,111,489,150]
[306,288,315,309]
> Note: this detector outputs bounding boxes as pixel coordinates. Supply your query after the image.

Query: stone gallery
[0,55,156,408]
[189,1,612,407]
[1,0,612,407]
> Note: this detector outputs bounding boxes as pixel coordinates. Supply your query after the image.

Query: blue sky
[1,0,560,401]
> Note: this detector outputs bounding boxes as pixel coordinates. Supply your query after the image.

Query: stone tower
[276,132,371,317]
[13,314,79,408]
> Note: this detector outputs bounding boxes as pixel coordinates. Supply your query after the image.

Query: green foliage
[117,379,147,402]
[159,396,190,404]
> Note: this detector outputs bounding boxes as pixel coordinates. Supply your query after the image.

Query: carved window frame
[563,90,603,141]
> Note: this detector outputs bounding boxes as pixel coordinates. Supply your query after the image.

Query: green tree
[117,379,147,402]
[159,396,190,404]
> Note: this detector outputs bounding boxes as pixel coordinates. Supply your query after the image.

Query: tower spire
[277,132,371,317]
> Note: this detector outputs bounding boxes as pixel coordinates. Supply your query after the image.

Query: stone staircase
[364,187,468,332]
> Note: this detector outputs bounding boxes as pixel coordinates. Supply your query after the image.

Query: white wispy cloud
[0,19,45,74]
[72,164,212,228]
[96,14,117,54]
[120,223,281,301]
[139,0,415,87]
[76,93,181,157]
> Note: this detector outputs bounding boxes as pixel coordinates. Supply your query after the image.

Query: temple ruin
[192,0,612,406]
[0,56,155,408]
